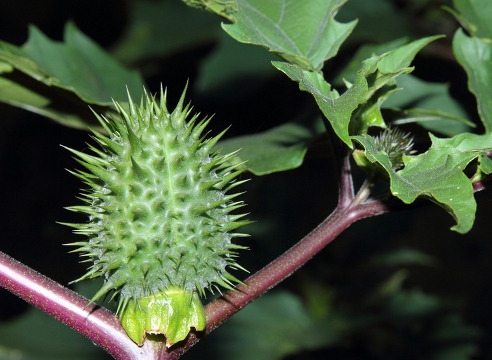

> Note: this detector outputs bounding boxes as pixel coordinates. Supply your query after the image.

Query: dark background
[0,1,491,359]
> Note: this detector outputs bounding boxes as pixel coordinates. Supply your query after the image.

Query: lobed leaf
[274,36,442,147]
[335,41,472,138]
[221,0,357,71]
[0,22,145,128]
[353,132,492,233]
[21,22,144,104]
[333,37,409,85]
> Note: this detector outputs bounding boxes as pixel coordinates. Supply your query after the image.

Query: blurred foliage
[0,0,492,360]
[0,282,112,360]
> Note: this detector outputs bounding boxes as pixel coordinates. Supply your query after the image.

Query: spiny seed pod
[373,126,416,169]
[62,86,249,346]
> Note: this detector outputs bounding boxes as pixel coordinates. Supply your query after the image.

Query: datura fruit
[63,86,249,346]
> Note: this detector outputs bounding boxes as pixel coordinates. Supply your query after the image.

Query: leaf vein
[241,1,302,56]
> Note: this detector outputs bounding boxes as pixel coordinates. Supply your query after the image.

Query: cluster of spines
[373,126,416,169]
[62,86,249,312]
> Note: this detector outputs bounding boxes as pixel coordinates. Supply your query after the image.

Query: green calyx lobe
[120,289,206,346]
[64,85,249,346]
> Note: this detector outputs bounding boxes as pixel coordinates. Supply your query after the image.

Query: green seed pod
[63,86,249,346]
[373,126,416,169]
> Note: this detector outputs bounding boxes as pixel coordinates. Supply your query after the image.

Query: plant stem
[204,197,386,328]
[0,251,157,360]
[2,162,487,360]
[164,158,389,359]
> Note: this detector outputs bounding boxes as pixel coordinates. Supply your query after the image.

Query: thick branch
[2,171,488,360]
[205,203,381,326]
[165,186,391,359]
[0,251,156,360]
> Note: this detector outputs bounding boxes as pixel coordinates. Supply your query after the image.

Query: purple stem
[204,198,388,324]
[0,152,392,360]
[0,151,489,360]
[0,251,157,360]
[164,155,390,359]
[338,150,355,208]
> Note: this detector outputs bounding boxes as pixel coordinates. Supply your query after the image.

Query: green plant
[0,0,491,359]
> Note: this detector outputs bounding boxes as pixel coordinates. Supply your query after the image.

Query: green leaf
[221,0,357,71]
[181,0,238,22]
[20,22,144,104]
[0,24,144,105]
[0,66,105,129]
[450,0,492,38]
[451,1,492,132]
[217,115,325,175]
[376,37,426,73]
[478,153,492,175]
[334,40,474,137]
[453,28,492,132]
[358,36,443,93]
[391,108,474,136]
[383,74,473,135]
[274,36,442,147]
[274,61,366,147]
[353,132,492,233]
[336,43,472,136]
[333,37,409,85]
[0,22,145,128]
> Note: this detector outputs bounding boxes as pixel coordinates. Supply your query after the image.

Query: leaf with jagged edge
[352,132,492,233]
[0,23,145,104]
[221,0,357,71]
[334,39,473,137]
[274,36,442,147]
[0,22,145,128]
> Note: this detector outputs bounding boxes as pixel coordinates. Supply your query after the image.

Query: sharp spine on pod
[62,85,250,346]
